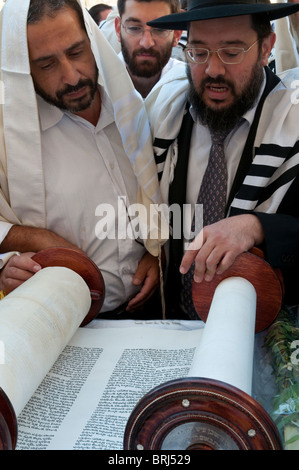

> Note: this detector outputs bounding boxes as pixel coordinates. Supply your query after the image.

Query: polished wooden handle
[124,377,282,450]
[0,388,17,450]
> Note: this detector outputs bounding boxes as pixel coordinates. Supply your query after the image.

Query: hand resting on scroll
[0,252,41,294]
[0,223,161,312]
[0,225,83,295]
[179,214,264,283]
[0,251,160,312]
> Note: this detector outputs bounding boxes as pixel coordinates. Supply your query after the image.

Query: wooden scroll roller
[192,247,284,333]
[0,389,15,450]
[123,248,284,450]
[0,247,105,449]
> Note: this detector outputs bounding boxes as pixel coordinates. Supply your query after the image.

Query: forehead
[27,8,87,59]
[122,0,173,20]
[188,15,254,43]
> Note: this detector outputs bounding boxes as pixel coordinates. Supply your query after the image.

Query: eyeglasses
[184,39,259,65]
[121,23,173,39]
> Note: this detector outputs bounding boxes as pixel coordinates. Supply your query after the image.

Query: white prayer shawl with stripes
[0,0,166,256]
[145,64,299,217]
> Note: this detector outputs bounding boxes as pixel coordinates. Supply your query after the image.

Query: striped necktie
[182,128,229,318]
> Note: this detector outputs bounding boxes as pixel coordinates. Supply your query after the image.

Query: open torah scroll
[0,249,285,450]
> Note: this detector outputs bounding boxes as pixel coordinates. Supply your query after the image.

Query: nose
[139,29,155,49]
[204,52,226,78]
[60,58,81,85]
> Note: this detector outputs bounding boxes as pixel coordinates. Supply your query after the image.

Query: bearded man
[146,0,299,319]
[0,0,165,318]
[115,0,182,97]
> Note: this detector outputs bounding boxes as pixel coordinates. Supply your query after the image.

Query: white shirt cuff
[0,251,20,269]
[0,221,13,244]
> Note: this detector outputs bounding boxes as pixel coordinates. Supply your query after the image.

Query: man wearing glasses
[146,0,299,319]
[115,0,183,98]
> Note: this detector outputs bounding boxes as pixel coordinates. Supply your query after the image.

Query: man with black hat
[146,0,299,319]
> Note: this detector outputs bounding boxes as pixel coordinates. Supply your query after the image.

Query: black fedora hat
[147,0,299,30]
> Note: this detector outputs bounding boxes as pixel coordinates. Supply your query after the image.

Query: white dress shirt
[31,87,146,312]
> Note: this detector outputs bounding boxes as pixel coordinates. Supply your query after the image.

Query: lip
[136,52,157,59]
[205,83,230,101]
[66,86,87,99]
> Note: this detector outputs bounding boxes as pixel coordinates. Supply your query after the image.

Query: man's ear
[115,16,121,43]
[173,29,183,47]
[262,31,276,66]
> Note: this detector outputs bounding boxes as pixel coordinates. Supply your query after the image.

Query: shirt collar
[37,85,114,131]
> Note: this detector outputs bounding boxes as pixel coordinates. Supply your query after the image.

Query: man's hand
[126,252,160,312]
[0,252,41,294]
[0,225,84,294]
[180,214,264,283]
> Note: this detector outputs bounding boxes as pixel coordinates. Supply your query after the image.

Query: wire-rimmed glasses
[184,39,259,65]
[121,23,173,39]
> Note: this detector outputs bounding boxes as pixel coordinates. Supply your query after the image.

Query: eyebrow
[189,39,247,47]
[123,17,143,24]
[31,40,86,64]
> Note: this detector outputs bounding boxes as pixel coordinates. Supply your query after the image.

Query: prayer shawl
[0,0,167,256]
[274,15,299,74]
[145,64,299,219]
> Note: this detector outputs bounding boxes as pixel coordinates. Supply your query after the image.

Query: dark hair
[251,13,273,41]
[27,0,86,31]
[88,3,112,24]
[180,0,188,10]
[117,0,181,17]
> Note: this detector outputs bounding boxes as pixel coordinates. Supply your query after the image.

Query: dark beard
[120,36,172,78]
[186,61,264,132]
[34,66,99,113]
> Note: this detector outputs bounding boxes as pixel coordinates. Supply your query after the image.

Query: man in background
[272,0,299,73]
[88,3,112,25]
[103,0,183,97]
[289,0,299,51]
